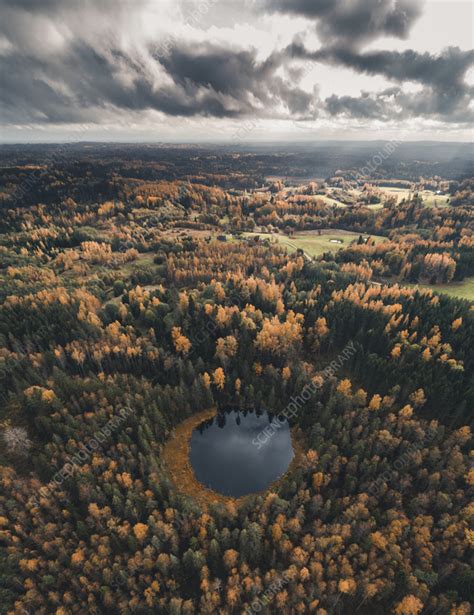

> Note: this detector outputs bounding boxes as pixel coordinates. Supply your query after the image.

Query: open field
[121,251,156,273]
[406,278,474,302]
[380,187,450,207]
[421,191,451,207]
[314,193,348,208]
[244,229,387,257]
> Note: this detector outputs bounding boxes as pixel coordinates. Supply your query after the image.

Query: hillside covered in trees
[0,145,473,615]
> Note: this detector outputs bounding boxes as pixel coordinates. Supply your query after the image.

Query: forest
[0,145,472,615]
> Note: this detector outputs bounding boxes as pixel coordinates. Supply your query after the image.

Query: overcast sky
[0,0,473,142]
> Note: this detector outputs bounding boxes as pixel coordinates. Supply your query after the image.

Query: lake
[189,408,294,497]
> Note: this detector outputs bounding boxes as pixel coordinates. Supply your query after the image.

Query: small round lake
[189,409,294,497]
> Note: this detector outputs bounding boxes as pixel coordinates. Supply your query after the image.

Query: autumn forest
[0,143,473,615]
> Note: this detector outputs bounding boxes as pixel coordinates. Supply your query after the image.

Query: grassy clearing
[121,252,156,273]
[245,230,387,258]
[406,278,474,302]
[315,194,348,208]
[380,187,450,207]
[421,191,450,207]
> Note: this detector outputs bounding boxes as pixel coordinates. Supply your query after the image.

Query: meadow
[379,187,450,207]
[244,229,387,258]
[407,277,474,301]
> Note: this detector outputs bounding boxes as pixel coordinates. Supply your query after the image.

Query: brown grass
[161,407,306,509]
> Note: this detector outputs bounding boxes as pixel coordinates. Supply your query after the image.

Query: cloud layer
[0,0,472,139]
[287,43,474,123]
[265,0,423,46]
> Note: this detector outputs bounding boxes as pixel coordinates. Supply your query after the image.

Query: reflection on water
[189,408,294,497]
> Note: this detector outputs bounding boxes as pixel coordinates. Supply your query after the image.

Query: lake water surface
[189,409,294,497]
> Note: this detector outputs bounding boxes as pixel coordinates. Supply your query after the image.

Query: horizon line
[1,139,473,146]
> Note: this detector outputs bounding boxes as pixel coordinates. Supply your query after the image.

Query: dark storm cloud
[1,0,62,11]
[156,44,317,118]
[289,43,474,92]
[0,0,471,128]
[265,0,422,46]
[0,0,317,122]
[325,86,474,124]
[0,51,91,124]
[0,32,313,123]
[325,90,391,119]
[287,42,474,122]
[157,46,279,103]
[0,0,135,13]
[271,0,473,124]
